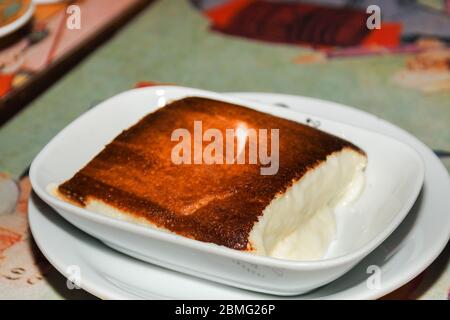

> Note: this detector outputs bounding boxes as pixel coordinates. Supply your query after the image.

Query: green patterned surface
[0,0,449,176]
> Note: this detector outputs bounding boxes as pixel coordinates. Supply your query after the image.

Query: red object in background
[206,0,371,47]
[362,23,402,47]
[135,81,160,88]
[0,226,21,252]
[205,0,401,48]
[206,0,253,29]
[0,74,14,97]
[134,81,174,88]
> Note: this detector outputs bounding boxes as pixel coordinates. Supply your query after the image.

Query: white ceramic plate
[29,87,424,295]
[0,1,34,38]
[29,91,449,299]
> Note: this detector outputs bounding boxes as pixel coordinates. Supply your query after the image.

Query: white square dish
[29,86,424,295]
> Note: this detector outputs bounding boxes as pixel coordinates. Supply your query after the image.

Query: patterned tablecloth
[0,0,449,299]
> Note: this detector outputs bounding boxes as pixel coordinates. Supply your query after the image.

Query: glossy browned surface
[58,97,363,250]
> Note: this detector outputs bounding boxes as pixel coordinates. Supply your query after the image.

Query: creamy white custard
[248,149,367,260]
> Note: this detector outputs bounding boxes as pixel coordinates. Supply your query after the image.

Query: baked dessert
[54,97,367,261]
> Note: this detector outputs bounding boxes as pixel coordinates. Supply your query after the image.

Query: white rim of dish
[0,2,35,38]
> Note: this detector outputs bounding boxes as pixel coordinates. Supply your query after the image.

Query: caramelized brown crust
[58,97,364,250]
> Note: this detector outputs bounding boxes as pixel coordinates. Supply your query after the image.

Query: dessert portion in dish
[53,97,367,261]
